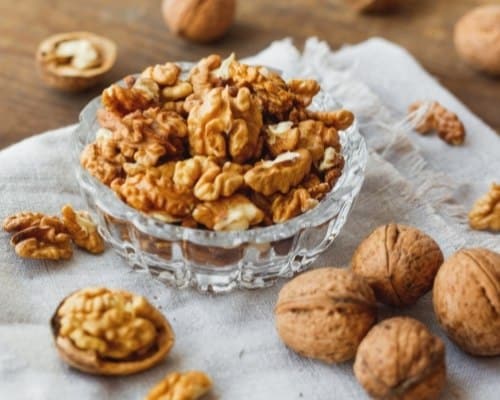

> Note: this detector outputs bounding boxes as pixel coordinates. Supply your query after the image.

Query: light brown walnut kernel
[307,109,354,131]
[188,54,222,96]
[275,268,377,363]
[187,87,232,159]
[112,163,196,218]
[301,174,331,200]
[2,212,45,233]
[141,62,181,86]
[193,194,264,231]
[102,78,159,117]
[352,224,444,307]
[468,183,500,231]
[145,371,212,400]
[162,81,193,101]
[10,216,72,260]
[433,248,500,356]
[297,120,340,163]
[61,205,105,254]
[193,161,246,201]
[354,317,446,400]
[244,149,312,196]
[265,121,300,157]
[51,287,175,375]
[287,79,320,107]
[408,101,465,145]
[271,188,319,223]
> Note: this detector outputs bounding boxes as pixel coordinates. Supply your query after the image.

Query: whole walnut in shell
[352,224,443,306]
[275,267,377,363]
[162,0,236,43]
[51,287,175,375]
[433,248,500,356]
[454,5,500,76]
[354,317,446,400]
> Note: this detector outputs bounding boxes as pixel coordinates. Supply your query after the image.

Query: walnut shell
[275,267,377,363]
[454,5,500,76]
[433,248,500,356]
[352,224,444,307]
[36,32,117,91]
[162,0,236,43]
[51,287,175,375]
[354,317,446,400]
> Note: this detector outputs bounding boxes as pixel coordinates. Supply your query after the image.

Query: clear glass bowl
[73,68,367,293]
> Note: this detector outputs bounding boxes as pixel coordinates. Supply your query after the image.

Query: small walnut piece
[354,317,446,400]
[408,101,465,145]
[3,214,72,260]
[454,5,500,76]
[193,194,264,231]
[346,0,400,13]
[61,205,105,254]
[265,121,299,157]
[352,224,444,306]
[468,183,500,231]
[162,0,236,43]
[145,371,212,400]
[36,32,117,91]
[433,248,500,356]
[275,267,377,363]
[244,149,312,196]
[51,287,175,375]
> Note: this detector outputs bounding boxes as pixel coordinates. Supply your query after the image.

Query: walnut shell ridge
[275,267,377,363]
[433,248,500,356]
[354,317,446,400]
[352,224,444,306]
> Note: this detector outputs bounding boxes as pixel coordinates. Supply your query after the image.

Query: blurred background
[0,0,498,149]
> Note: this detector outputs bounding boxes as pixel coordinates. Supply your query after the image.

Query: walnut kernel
[468,183,500,231]
[145,370,212,400]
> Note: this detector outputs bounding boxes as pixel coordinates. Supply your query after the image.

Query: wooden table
[0,0,498,149]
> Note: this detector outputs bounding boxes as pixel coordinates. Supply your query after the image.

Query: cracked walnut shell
[61,205,105,254]
[51,287,175,375]
[352,224,444,307]
[468,183,500,231]
[275,267,377,363]
[36,32,117,91]
[354,317,446,400]
[145,370,212,400]
[433,248,500,356]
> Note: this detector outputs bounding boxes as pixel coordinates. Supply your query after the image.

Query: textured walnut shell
[162,0,236,43]
[354,317,446,400]
[454,5,500,76]
[275,267,377,363]
[352,224,444,307]
[51,289,175,375]
[433,248,500,356]
[36,32,117,91]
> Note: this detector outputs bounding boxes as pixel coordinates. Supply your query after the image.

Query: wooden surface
[0,0,499,149]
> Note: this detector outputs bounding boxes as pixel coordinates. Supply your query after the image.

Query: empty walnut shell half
[275,267,377,363]
[36,32,117,91]
[433,248,500,356]
[51,287,175,375]
[354,317,446,400]
[352,224,444,307]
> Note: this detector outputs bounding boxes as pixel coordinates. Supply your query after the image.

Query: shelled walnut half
[468,183,500,232]
[36,31,117,91]
[51,287,175,375]
[145,371,212,400]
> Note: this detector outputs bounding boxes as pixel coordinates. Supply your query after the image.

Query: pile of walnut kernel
[81,54,354,231]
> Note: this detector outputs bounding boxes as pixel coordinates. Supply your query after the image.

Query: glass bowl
[73,67,367,293]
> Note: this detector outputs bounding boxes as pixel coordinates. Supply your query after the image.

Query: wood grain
[0,0,498,149]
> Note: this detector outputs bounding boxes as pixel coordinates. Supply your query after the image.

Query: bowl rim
[74,78,367,247]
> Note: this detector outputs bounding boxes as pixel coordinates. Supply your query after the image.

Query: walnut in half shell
[51,287,175,375]
[36,32,117,91]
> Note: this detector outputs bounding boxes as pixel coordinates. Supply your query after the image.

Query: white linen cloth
[0,37,498,400]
